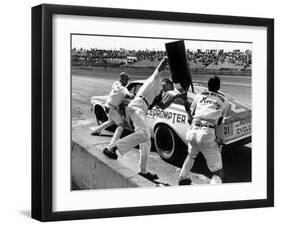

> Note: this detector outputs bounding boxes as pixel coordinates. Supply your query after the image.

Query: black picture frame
[32,4,274,222]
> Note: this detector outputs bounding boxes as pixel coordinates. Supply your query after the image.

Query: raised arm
[152,57,168,80]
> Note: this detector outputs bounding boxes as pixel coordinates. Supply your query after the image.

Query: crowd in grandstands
[186,49,251,67]
[72,48,251,69]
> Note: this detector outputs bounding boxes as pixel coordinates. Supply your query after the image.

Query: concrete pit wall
[71,127,155,189]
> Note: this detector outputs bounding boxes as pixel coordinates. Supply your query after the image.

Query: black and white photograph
[71,35,252,190]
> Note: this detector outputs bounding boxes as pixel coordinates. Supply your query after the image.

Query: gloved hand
[162,90,176,103]
[155,90,176,110]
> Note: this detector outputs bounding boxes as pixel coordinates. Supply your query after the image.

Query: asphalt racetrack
[72,70,252,183]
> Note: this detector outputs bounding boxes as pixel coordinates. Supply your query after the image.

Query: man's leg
[138,138,158,180]
[139,140,150,174]
[91,120,113,135]
[109,125,124,145]
[103,107,157,179]
[178,143,199,185]
[116,108,148,152]
[200,135,223,184]
[103,107,148,159]
[102,124,125,159]
[210,169,224,184]
[108,108,125,145]
[102,108,125,159]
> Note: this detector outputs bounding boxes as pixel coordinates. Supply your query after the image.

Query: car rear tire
[154,124,187,163]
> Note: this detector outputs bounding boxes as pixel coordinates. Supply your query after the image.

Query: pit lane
[72,70,252,187]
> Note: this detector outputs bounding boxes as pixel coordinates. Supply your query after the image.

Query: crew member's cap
[120,72,129,80]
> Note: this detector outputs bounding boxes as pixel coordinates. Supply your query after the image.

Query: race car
[90,80,251,163]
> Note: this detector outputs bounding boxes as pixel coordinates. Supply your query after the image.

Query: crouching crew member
[91,72,134,145]
[179,76,229,185]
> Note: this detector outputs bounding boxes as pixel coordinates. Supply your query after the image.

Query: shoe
[91,131,101,136]
[210,175,222,185]
[178,178,192,185]
[103,147,118,160]
[138,172,159,180]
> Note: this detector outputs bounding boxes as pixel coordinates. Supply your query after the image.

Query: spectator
[71,47,252,68]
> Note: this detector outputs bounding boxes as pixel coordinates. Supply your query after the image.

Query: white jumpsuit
[105,81,131,125]
[114,70,163,173]
[92,81,131,144]
[179,90,228,180]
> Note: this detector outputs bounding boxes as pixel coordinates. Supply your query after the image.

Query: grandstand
[71,48,252,73]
